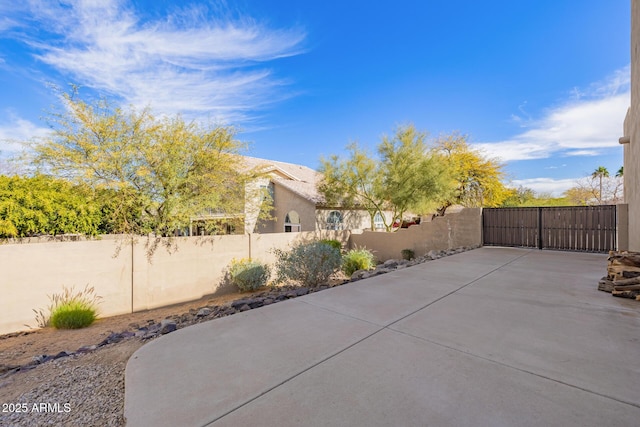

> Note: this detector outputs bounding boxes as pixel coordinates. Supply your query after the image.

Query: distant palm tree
[616,166,623,178]
[592,166,609,204]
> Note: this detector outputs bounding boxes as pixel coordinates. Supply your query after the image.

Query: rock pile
[351,246,479,281]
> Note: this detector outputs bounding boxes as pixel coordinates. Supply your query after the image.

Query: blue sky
[0,0,631,196]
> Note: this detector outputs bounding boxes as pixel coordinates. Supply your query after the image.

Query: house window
[374,212,385,230]
[284,210,301,232]
[326,210,343,230]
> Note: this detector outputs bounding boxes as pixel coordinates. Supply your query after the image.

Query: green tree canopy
[318,142,385,230]
[28,90,257,251]
[0,175,103,238]
[377,125,453,224]
[318,124,455,231]
[433,133,508,214]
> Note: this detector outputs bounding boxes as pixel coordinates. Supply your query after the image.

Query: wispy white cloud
[510,177,579,197]
[0,111,51,154]
[474,67,630,162]
[7,0,306,124]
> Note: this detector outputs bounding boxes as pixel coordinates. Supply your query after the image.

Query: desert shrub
[229,258,271,291]
[342,248,376,276]
[320,239,342,252]
[401,249,415,260]
[34,285,102,329]
[273,241,341,287]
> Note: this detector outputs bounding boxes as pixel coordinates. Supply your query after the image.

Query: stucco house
[242,156,391,234]
[190,156,391,235]
[621,0,639,251]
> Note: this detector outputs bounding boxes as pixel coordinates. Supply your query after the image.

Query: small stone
[295,287,309,296]
[238,304,251,312]
[98,332,123,347]
[107,332,123,343]
[383,259,399,269]
[76,345,97,353]
[159,319,177,334]
[54,351,70,359]
[32,354,51,364]
[263,298,274,305]
[231,298,257,309]
[196,308,211,317]
[141,331,158,340]
[121,331,135,338]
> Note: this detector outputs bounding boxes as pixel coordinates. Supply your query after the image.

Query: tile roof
[241,156,325,204]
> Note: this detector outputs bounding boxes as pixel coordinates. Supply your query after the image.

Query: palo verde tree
[376,125,453,227]
[318,124,454,231]
[433,133,508,214]
[29,89,259,254]
[318,142,385,230]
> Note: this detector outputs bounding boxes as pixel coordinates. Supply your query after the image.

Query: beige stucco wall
[131,235,249,311]
[0,231,349,335]
[0,239,133,335]
[623,0,640,251]
[348,208,482,262]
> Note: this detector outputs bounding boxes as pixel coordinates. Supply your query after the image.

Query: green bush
[50,303,98,329]
[229,258,271,291]
[342,248,376,276]
[35,285,101,329]
[401,249,415,260]
[273,241,341,287]
[320,239,342,251]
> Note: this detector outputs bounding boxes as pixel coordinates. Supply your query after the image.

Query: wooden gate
[482,206,617,252]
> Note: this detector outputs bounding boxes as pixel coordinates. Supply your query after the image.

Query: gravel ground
[0,340,141,427]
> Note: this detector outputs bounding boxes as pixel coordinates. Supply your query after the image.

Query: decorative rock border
[2,245,479,377]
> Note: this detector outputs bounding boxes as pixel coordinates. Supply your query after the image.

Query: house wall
[268,183,317,232]
[315,208,394,231]
[624,0,640,251]
[348,208,482,262]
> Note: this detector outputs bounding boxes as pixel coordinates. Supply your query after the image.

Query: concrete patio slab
[297,248,529,326]
[392,252,640,407]
[125,299,380,427]
[125,247,640,426]
[214,328,639,427]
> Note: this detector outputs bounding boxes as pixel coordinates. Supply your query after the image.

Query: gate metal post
[537,207,543,250]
